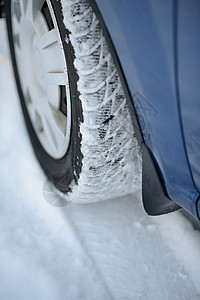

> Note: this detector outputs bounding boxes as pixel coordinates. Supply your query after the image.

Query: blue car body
[93,0,200,219]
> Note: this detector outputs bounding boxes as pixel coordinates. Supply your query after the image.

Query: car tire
[6,0,142,203]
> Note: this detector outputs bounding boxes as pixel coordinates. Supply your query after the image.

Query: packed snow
[0,19,200,300]
[60,0,142,204]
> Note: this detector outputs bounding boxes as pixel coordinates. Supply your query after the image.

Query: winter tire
[6,0,142,203]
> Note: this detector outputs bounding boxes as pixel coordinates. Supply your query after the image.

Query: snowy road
[0,20,200,300]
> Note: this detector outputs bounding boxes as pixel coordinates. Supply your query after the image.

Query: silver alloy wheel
[11,0,71,159]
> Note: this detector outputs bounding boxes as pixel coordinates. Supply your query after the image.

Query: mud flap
[142,143,180,215]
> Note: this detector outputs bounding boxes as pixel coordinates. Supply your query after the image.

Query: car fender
[90,0,200,218]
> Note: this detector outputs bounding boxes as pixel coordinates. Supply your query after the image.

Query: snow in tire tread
[61,0,142,203]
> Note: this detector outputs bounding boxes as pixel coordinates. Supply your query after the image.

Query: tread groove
[60,0,142,203]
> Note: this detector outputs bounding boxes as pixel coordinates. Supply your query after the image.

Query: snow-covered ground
[0,19,200,300]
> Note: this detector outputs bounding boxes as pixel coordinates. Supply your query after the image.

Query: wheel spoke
[25,88,32,105]
[13,33,20,49]
[19,0,26,17]
[27,101,36,124]
[47,84,60,109]
[42,103,66,151]
[46,72,66,86]
[41,115,57,152]
[13,1,21,22]
[24,0,33,22]
[29,106,36,124]
[34,11,49,37]
[12,14,20,34]
[39,28,58,50]
[35,110,43,132]
[25,0,44,24]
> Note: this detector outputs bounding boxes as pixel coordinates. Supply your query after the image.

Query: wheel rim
[11,0,71,159]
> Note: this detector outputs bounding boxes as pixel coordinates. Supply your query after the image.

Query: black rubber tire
[6,0,142,203]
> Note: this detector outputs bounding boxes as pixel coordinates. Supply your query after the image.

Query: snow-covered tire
[7,0,142,204]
